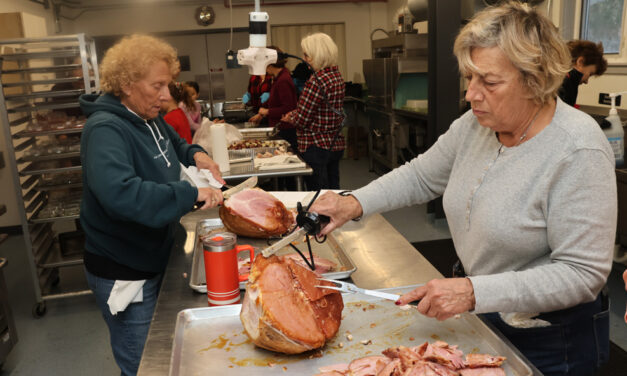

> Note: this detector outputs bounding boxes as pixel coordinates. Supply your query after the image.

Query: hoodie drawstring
[146,122,171,167]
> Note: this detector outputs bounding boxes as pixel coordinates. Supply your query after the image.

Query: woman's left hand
[396,278,476,321]
[194,152,226,185]
[258,108,269,116]
[281,110,295,124]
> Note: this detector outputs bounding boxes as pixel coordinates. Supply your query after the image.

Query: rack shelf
[0,34,98,316]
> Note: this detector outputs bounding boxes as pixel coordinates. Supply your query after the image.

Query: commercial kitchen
[1,0,627,375]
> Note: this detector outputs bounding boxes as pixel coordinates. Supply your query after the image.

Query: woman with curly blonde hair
[311,3,615,374]
[79,34,224,375]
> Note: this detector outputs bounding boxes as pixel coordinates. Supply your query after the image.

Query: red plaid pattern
[292,66,345,153]
[247,75,273,110]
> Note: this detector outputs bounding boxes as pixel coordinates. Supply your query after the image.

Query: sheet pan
[169,286,534,376]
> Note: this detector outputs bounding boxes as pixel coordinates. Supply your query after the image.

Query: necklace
[513,105,543,147]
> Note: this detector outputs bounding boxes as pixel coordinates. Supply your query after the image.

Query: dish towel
[107,280,145,315]
[180,164,224,188]
[254,155,306,170]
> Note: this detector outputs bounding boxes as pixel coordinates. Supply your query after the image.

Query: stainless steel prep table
[137,208,539,375]
[225,122,313,190]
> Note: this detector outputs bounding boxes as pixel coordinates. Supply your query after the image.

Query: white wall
[61,2,390,83]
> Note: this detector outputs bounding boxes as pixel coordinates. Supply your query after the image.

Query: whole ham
[219,188,295,238]
[240,254,343,354]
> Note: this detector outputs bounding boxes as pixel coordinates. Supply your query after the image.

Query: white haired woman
[79,34,224,375]
[309,3,615,375]
[281,32,345,190]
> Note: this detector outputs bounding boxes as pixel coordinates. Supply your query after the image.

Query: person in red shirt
[257,46,298,151]
[161,82,192,143]
[282,33,345,190]
[245,74,273,124]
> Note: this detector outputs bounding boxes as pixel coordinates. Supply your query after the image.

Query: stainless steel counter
[137,208,537,375]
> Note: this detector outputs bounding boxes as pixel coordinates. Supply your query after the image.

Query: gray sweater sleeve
[352,118,462,216]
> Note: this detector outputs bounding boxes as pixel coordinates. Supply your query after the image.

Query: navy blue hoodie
[79,93,203,274]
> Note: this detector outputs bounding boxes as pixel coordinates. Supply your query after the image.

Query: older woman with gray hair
[311,2,615,374]
[79,34,223,375]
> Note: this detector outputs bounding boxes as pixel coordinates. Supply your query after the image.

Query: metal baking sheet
[169,286,534,376]
[189,218,357,292]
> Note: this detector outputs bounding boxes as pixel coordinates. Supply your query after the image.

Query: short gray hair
[301,33,338,71]
[454,1,571,104]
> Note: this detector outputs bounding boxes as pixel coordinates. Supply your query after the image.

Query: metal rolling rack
[0,34,99,317]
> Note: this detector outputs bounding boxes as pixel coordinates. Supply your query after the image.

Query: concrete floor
[0,157,625,375]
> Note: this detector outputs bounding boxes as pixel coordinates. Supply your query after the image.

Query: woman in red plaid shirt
[282,33,345,190]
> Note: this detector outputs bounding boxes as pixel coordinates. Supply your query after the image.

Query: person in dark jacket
[257,46,299,152]
[79,34,224,376]
[558,40,607,106]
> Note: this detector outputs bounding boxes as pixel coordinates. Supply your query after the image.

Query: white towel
[107,280,145,315]
[254,155,306,170]
[180,164,224,188]
[499,312,551,328]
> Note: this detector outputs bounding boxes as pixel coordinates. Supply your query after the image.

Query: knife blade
[261,227,307,258]
[222,176,257,200]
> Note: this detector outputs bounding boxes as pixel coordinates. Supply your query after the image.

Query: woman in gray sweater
[312,3,615,375]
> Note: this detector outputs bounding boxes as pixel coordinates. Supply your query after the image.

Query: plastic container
[604,112,624,168]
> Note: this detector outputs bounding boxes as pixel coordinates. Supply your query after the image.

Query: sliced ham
[318,363,350,374]
[377,358,401,376]
[403,361,460,376]
[348,355,391,376]
[459,368,505,376]
[220,188,295,238]
[240,255,343,354]
[464,354,506,368]
[423,341,465,370]
[282,253,337,273]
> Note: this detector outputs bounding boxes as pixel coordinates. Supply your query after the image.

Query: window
[580,0,625,54]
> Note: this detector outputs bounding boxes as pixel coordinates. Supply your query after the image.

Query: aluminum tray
[189,218,357,292]
[169,286,534,376]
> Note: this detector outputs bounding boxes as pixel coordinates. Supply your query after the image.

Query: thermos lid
[202,231,237,252]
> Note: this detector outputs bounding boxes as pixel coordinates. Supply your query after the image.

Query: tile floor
[0,157,625,375]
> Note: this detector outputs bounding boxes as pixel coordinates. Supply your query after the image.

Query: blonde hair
[454,1,571,104]
[100,34,180,96]
[301,33,338,71]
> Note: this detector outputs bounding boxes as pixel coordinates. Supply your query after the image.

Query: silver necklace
[513,105,543,147]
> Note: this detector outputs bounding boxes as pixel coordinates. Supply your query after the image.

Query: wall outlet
[599,92,622,106]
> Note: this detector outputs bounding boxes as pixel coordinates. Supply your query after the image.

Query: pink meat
[317,363,349,374]
[282,253,337,273]
[459,368,505,376]
[237,257,251,275]
[348,355,391,376]
[314,372,346,376]
[464,354,506,368]
[403,361,460,376]
[423,341,465,370]
[377,358,401,376]
[220,188,294,238]
[396,346,423,371]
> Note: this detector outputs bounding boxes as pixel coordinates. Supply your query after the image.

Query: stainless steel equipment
[169,285,537,376]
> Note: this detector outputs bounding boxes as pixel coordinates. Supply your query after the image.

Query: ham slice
[317,341,506,376]
[219,188,295,238]
[282,253,337,273]
[464,354,505,368]
[240,255,343,354]
[459,368,505,376]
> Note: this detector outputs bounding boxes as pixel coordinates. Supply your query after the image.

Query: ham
[459,368,505,376]
[464,354,505,368]
[282,253,337,273]
[219,188,295,238]
[240,255,343,354]
[317,341,506,376]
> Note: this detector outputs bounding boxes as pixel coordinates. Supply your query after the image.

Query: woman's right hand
[196,187,223,210]
[308,192,363,235]
[248,114,263,124]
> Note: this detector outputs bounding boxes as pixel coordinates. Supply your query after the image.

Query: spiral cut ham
[315,340,506,376]
[219,188,295,238]
[240,254,343,354]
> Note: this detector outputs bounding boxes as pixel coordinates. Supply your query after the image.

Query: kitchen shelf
[0,34,98,315]
[13,127,83,138]
[5,88,83,101]
[19,151,80,163]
